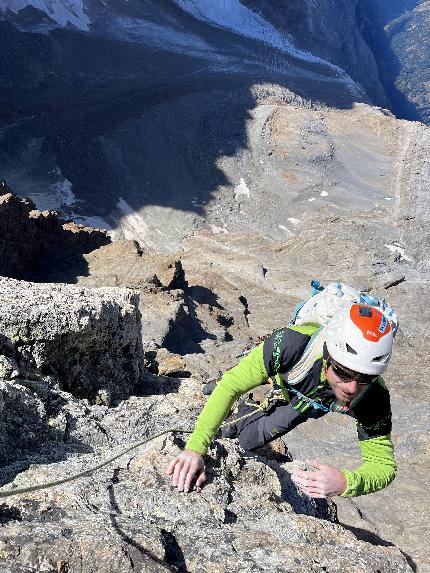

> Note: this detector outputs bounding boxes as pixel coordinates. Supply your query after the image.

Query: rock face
[0,104,428,573]
[242,0,387,106]
[0,183,110,281]
[0,433,412,573]
[0,3,428,570]
[0,277,143,406]
[0,275,412,572]
[357,0,430,124]
[0,379,53,465]
[76,239,242,364]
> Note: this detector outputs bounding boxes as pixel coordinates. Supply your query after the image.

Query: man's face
[325,361,371,403]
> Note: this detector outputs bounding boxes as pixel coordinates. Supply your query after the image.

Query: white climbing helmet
[326,303,394,375]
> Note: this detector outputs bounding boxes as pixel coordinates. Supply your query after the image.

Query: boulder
[0,277,143,403]
[154,348,189,377]
[0,380,51,463]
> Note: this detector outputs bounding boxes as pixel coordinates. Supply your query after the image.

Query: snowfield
[0,0,361,96]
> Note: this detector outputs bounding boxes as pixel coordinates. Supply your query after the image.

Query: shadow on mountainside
[108,468,189,572]
[0,181,110,283]
[356,0,424,123]
[0,9,366,239]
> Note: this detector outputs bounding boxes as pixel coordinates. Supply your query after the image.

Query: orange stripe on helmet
[349,304,391,342]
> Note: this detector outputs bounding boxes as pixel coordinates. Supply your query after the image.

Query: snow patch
[320,191,328,197]
[308,197,316,202]
[278,224,294,236]
[50,177,75,207]
[287,217,301,226]
[235,178,250,198]
[0,0,90,30]
[113,197,165,250]
[72,215,112,232]
[26,171,77,212]
[384,243,413,263]
[209,223,229,235]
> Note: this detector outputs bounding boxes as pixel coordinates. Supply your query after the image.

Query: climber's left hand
[291,460,347,498]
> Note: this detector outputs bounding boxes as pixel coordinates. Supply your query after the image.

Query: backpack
[290,280,398,334]
[238,281,398,386]
[284,280,398,385]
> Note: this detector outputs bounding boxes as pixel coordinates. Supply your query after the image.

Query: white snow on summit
[0,0,90,30]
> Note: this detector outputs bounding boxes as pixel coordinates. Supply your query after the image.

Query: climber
[166,303,397,498]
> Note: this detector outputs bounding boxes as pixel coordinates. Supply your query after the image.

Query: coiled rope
[0,428,193,499]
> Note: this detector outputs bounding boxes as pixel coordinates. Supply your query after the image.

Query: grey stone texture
[0,271,414,573]
[0,277,143,404]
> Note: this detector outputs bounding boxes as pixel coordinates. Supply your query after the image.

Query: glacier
[173,0,362,95]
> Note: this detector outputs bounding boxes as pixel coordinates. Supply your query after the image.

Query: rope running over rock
[0,428,193,499]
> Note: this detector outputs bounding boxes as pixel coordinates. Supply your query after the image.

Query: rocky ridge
[0,182,110,282]
[0,276,414,573]
[0,2,428,569]
[1,91,429,570]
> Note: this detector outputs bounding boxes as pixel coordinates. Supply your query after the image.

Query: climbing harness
[0,428,193,499]
[220,393,280,429]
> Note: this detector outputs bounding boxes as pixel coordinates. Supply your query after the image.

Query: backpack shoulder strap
[283,325,326,385]
[271,324,326,386]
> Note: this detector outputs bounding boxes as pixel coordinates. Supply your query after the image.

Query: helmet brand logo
[378,316,388,333]
[367,330,377,338]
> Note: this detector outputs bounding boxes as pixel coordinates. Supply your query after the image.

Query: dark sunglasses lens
[332,363,374,385]
[332,364,351,382]
[357,374,376,386]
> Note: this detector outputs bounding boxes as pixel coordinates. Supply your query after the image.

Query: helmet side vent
[372,354,390,363]
[346,343,357,355]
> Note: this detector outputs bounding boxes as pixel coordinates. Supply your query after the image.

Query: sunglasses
[330,361,376,386]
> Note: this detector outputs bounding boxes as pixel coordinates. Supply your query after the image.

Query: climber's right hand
[166,450,206,493]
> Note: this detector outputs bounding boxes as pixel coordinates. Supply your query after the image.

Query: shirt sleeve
[185,344,268,455]
[340,434,397,497]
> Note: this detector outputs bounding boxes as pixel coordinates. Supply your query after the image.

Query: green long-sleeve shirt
[186,329,397,498]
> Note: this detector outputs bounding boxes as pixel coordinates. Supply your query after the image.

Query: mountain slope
[1,0,90,28]
[0,0,375,228]
[357,0,430,124]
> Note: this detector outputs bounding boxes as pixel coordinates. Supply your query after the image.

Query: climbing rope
[0,428,193,499]
[0,397,280,500]
[0,390,312,499]
[220,391,286,428]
